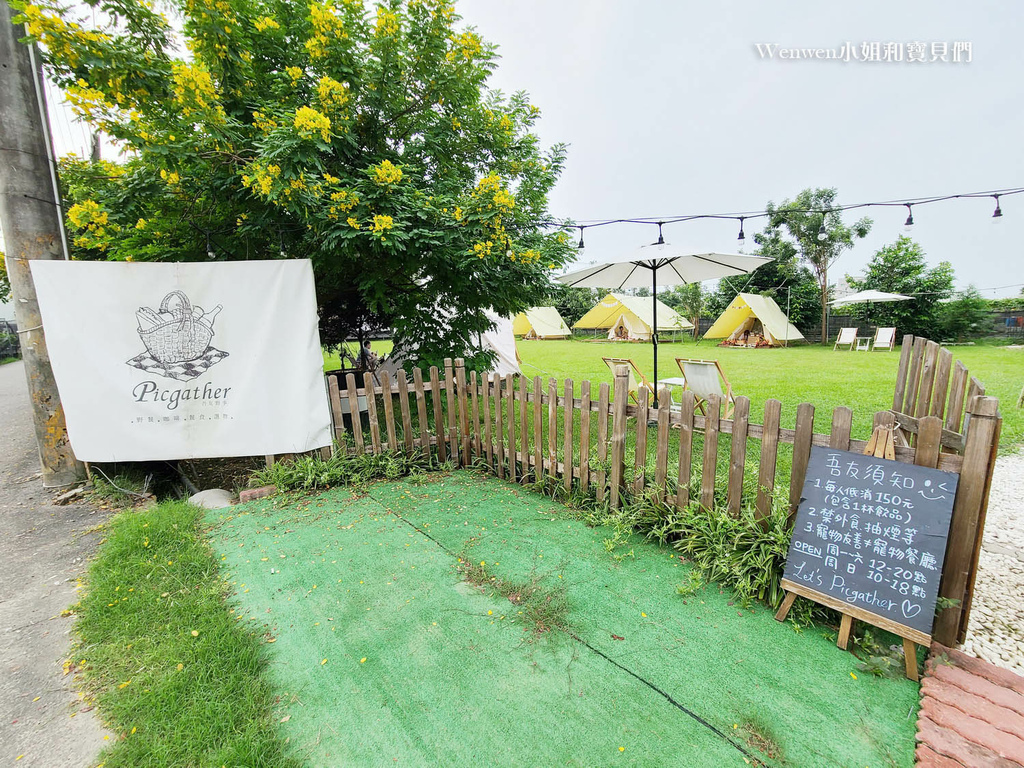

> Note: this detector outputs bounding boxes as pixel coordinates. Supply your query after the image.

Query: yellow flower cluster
[67,200,107,229]
[286,66,304,82]
[347,216,360,229]
[374,8,399,37]
[327,189,358,220]
[20,4,110,68]
[135,218,147,230]
[253,15,279,31]
[446,31,482,63]
[373,160,403,186]
[252,110,277,133]
[316,76,350,112]
[159,169,180,185]
[371,214,393,233]
[472,241,494,259]
[294,106,331,142]
[64,79,111,120]
[171,62,223,121]
[474,172,515,212]
[241,162,282,196]
[306,1,348,59]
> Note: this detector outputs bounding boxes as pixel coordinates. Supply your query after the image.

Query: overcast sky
[457,0,1023,297]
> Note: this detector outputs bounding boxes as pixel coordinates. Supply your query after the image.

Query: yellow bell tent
[573,293,692,341]
[512,307,571,339]
[704,292,804,347]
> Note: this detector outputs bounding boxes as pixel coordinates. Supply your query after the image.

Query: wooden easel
[775,424,923,681]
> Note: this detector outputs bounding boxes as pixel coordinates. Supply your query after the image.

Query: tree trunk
[819,260,829,345]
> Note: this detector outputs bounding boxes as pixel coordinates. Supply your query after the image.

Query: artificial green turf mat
[209,473,919,767]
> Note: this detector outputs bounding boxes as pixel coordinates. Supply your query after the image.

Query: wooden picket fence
[319,337,1001,647]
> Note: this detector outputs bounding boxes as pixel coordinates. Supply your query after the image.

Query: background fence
[0,319,19,359]
[317,336,1000,648]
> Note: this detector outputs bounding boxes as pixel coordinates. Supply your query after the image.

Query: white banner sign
[30,260,332,461]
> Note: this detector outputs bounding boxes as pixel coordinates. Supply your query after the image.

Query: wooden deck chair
[602,357,655,406]
[674,358,735,419]
[834,327,857,351]
[872,327,896,351]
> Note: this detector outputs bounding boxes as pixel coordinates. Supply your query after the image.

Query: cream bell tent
[512,306,571,339]
[574,293,692,341]
[704,293,803,347]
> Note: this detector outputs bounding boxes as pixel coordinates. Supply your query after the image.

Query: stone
[187,489,236,510]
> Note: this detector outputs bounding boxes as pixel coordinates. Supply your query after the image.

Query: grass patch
[73,501,297,768]
[0,355,18,366]
[457,557,571,637]
[252,446,444,491]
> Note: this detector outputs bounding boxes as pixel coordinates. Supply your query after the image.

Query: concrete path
[0,361,109,767]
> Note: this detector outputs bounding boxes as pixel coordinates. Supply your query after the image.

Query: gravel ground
[959,448,1024,675]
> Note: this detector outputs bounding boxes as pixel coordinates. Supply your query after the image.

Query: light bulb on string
[577,226,586,255]
[816,223,827,242]
[903,204,914,232]
[206,235,215,260]
[993,195,1003,221]
[737,217,746,250]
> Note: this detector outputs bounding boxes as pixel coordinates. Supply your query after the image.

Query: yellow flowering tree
[22,0,572,367]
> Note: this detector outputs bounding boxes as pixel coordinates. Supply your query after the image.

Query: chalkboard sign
[782,446,959,640]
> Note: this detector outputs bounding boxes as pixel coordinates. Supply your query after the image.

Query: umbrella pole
[652,266,658,408]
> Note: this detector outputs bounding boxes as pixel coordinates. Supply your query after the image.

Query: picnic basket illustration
[136,290,222,364]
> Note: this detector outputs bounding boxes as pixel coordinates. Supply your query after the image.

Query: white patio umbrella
[830,289,913,308]
[557,233,772,399]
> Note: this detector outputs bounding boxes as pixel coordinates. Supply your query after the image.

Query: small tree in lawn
[765,188,872,344]
[17,0,573,371]
[661,283,705,339]
[848,236,954,339]
[937,287,991,342]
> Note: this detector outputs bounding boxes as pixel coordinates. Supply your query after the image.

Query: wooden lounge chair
[872,327,896,351]
[834,327,857,351]
[602,357,655,405]
[674,358,735,419]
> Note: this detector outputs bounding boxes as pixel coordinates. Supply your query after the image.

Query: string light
[903,204,914,231]
[737,217,746,249]
[993,195,1003,220]
[816,223,827,242]
[206,234,215,259]
[577,226,586,253]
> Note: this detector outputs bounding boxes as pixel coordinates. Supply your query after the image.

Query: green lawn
[208,471,921,767]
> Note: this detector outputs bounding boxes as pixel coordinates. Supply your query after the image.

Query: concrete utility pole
[0,4,85,487]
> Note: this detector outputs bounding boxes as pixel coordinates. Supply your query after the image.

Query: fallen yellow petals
[850,672,857,679]
[360,657,367,663]
[32,696,40,702]
[321,659,328,665]
[191,630,199,637]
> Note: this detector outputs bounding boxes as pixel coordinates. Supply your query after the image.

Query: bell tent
[512,307,571,339]
[704,293,803,347]
[574,293,692,341]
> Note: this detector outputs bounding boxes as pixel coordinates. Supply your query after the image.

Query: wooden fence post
[444,358,459,466]
[363,372,381,453]
[726,395,750,516]
[470,370,481,459]
[547,378,558,485]
[327,375,345,449]
[633,386,649,494]
[533,377,543,483]
[596,382,610,503]
[506,373,516,482]
[675,391,695,512]
[483,373,493,470]
[892,335,914,413]
[787,402,815,524]
[430,366,446,463]
[519,376,529,482]
[755,399,782,523]
[934,396,1001,645]
[455,358,470,465]
[380,370,397,451]
[654,388,671,504]
[397,371,413,454]
[346,373,365,456]
[563,379,574,492]
[609,366,629,509]
[579,381,592,494]
[413,367,429,460]
[699,395,721,510]
[492,372,504,479]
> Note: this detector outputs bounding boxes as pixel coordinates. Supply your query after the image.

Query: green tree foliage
[0,252,10,304]
[660,283,705,338]
[705,228,820,332]
[546,283,599,327]
[18,0,573,370]
[937,287,991,342]
[848,236,955,339]
[765,188,872,343]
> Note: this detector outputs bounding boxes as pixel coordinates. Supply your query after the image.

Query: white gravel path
[959,448,1024,675]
